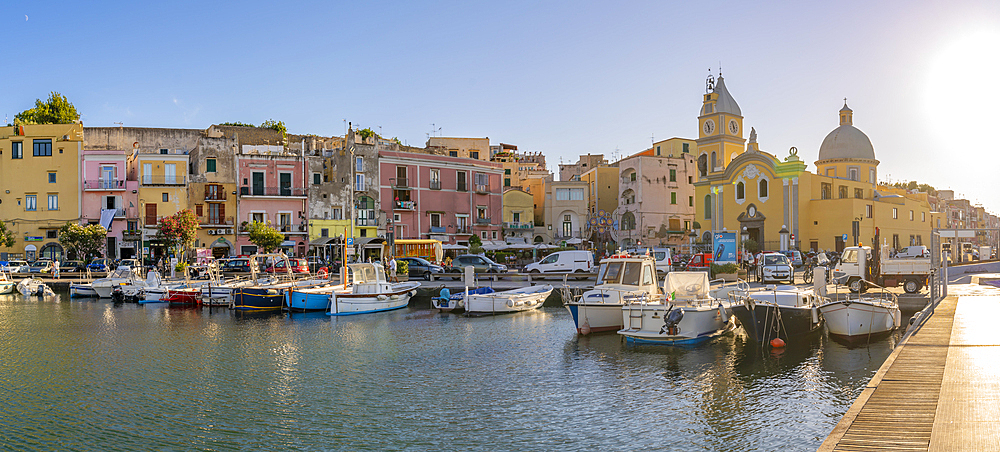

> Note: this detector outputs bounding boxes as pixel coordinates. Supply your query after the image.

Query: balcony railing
[83,179,126,190]
[503,221,533,229]
[476,217,491,225]
[429,180,441,190]
[356,218,378,227]
[141,176,187,186]
[200,216,234,226]
[393,177,409,188]
[240,187,307,197]
[430,226,446,233]
[204,187,227,201]
[456,225,471,234]
[395,201,416,210]
[475,184,490,194]
[276,224,308,233]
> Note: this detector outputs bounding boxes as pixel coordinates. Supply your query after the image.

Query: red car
[264,258,310,274]
[684,253,714,270]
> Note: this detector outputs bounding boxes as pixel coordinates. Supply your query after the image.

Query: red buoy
[770,338,786,348]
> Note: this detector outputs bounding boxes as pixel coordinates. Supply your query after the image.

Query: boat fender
[885,313,894,330]
[811,305,819,324]
[894,309,901,329]
[409,290,416,297]
[580,320,591,335]
[717,303,729,322]
[506,299,515,308]
[390,294,400,300]
[378,295,388,300]
[770,338,786,348]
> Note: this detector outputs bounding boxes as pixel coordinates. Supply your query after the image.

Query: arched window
[736,182,745,200]
[621,189,636,205]
[759,179,769,198]
[621,212,636,230]
[704,195,712,219]
[710,152,717,170]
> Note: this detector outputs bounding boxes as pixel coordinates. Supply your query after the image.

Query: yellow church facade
[694,76,934,253]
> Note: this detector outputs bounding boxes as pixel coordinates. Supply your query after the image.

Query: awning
[482,241,509,251]
[279,240,296,247]
[566,238,583,245]
[355,237,386,248]
[310,237,334,246]
[24,244,37,252]
[442,243,468,250]
[100,209,117,230]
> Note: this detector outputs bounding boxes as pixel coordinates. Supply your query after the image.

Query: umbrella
[442,243,469,250]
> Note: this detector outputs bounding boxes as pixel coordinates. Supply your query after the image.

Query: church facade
[693,75,934,253]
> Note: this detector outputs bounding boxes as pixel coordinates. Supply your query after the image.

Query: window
[12,142,22,159]
[47,230,58,239]
[870,169,876,183]
[922,212,926,222]
[866,205,872,218]
[682,143,689,153]
[449,151,458,157]
[759,179,769,198]
[821,183,832,199]
[839,185,848,199]
[355,157,363,172]
[736,182,745,200]
[313,173,321,185]
[26,195,36,211]
[160,148,168,154]
[162,193,169,202]
[206,158,217,172]
[48,173,56,183]
[688,176,693,184]
[195,204,203,216]
[684,220,690,230]
[630,172,636,182]
[492,231,497,240]
[671,192,677,204]
[513,212,520,222]
[910,210,914,221]
[848,167,859,181]
[504,169,511,175]
[704,195,712,219]
[477,206,487,220]
[457,172,467,191]
[355,173,365,191]
[689,196,693,207]
[430,169,440,182]
[33,139,52,156]
[504,178,511,187]
[475,172,489,186]
[47,194,58,210]
[470,151,479,159]
[331,207,343,220]
[481,231,488,239]
[892,234,900,250]
[855,188,864,199]
[430,213,441,228]
[710,152,717,169]
[656,146,661,156]
[669,169,676,182]
[556,188,585,201]
[320,228,329,237]
[892,208,898,219]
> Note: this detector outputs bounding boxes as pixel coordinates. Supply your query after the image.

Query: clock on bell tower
[696,72,746,173]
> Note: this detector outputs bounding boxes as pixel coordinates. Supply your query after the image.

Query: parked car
[683,253,714,271]
[306,257,330,274]
[222,258,252,273]
[264,258,310,274]
[781,250,804,268]
[628,248,672,273]
[759,252,794,283]
[524,250,594,274]
[893,245,929,259]
[448,254,508,276]
[29,260,56,273]
[87,258,115,272]
[60,260,85,273]
[118,258,141,269]
[2,260,31,274]
[398,257,444,280]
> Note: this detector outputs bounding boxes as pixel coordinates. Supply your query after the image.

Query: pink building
[379,150,503,244]
[79,149,140,260]
[234,146,308,256]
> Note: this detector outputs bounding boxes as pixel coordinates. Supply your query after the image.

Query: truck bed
[881,257,931,276]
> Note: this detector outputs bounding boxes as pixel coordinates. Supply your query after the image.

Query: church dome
[702,75,741,116]
[817,102,875,161]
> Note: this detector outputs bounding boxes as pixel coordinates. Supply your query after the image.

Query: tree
[247,221,284,253]
[260,119,287,143]
[220,121,256,128]
[0,221,15,249]
[58,222,107,261]
[158,210,199,260]
[15,92,80,125]
[469,234,483,254]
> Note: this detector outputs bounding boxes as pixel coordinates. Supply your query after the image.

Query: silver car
[4,260,31,274]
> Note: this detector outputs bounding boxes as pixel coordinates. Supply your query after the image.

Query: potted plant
[395,259,409,281]
[711,263,740,281]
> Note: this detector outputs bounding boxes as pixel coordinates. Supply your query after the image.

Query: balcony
[141,175,186,186]
[392,177,410,189]
[204,188,227,201]
[394,200,416,210]
[475,184,490,194]
[356,218,378,227]
[456,225,471,234]
[476,217,491,225]
[429,180,441,190]
[83,179,126,190]
[503,221,533,230]
[239,187,307,197]
[200,216,234,226]
[430,226,446,233]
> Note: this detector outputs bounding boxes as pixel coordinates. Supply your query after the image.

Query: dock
[818,283,1000,451]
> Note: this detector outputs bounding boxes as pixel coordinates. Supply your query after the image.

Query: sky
[3,0,1000,211]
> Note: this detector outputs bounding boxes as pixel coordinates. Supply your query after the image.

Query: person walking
[389,257,398,282]
[53,259,60,280]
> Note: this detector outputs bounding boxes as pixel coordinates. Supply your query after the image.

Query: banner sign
[712,232,738,264]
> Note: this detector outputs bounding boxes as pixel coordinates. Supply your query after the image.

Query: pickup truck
[835,245,931,293]
[683,253,713,271]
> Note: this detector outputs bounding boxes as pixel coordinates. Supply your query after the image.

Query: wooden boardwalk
[819,284,1000,451]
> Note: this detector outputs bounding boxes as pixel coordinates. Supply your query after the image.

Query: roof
[817,123,876,161]
[711,75,742,116]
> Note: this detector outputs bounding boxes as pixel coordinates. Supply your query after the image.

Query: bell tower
[697,71,746,175]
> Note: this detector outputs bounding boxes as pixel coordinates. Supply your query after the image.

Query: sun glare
[925,30,1000,145]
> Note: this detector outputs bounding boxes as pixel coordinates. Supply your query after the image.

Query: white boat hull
[70,284,97,297]
[328,291,413,315]
[820,300,900,339]
[17,278,54,297]
[466,285,553,315]
[618,303,732,345]
[0,281,15,294]
[565,302,625,334]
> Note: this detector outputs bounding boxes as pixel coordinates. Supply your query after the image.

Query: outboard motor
[35,285,45,297]
[660,306,685,335]
[438,288,451,308]
[111,286,125,303]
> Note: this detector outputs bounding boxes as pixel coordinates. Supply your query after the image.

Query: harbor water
[0,288,908,451]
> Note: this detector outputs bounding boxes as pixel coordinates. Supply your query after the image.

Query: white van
[894,245,929,258]
[524,250,594,273]
[627,248,673,273]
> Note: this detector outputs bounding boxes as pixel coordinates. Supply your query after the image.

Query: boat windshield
[600,262,623,284]
[621,262,643,286]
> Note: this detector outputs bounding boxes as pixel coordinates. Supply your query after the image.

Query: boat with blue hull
[286,283,348,312]
[618,272,736,346]
[327,263,420,316]
[230,252,331,311]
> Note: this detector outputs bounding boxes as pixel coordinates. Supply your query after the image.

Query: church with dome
[693,74,936,253]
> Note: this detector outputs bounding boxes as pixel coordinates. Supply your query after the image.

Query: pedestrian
[53,258,60,280]
[389,256,398,282]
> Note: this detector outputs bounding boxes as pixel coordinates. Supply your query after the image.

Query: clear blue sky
[4,1,1000,211]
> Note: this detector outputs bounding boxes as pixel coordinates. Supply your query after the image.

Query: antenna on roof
[426,123,442,139]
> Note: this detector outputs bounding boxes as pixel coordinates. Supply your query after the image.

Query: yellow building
[0,124,83,260]
[130,149,190,257]
[580,165,619,246]
[427,137,490,160]
[502,188,534,240]
[694,77,933,253]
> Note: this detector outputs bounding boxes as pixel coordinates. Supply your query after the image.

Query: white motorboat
[431,287,495,312]
[17,277,55,297]
[327,263,420,316]
[110,270,166,303]
[565,253,661,334]
[0,271,15,294]
[619,272,736,345]
[819,293,901,342]
[465,285,553,315]
[70,283,98,297]
[92,266,145,298]
[730,285,827,346]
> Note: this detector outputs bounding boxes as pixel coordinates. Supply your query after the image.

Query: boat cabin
[595,256,660,297]
[348,263,392,294]
[747,286,819,307]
